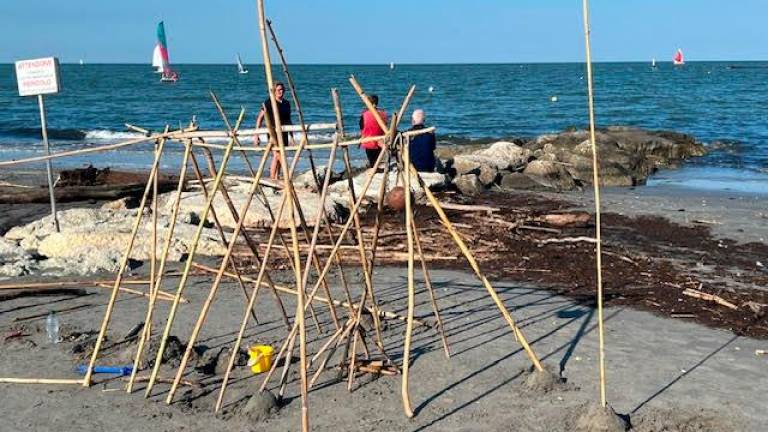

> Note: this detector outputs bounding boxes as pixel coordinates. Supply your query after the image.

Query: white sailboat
[651,58,657,68]
[236,54,249,74]
[152,45,164,73]
[389,62,395,70]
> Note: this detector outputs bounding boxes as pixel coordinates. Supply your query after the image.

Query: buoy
[428,86,434,93]
[550,96,558,102]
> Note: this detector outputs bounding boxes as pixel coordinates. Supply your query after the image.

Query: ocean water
[1,62,767,188]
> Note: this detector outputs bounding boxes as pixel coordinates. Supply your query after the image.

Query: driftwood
[537,212,591,228]
[682,287,738,310]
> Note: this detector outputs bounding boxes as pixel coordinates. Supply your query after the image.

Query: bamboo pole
[401,132,417,417]
[147,139,159,342]
[582,0,607,408]
[164,172,264,404]
[192,263,428,327]
[0,378,85,385]
[187,149,259,324]
[126,139,193,393]
[0,133,168,167]
[256,3,308,430]
[172,123,336,139]
[411,165,544,372]
[83,128,170,386]
[265,18,321,189]
[143,111,244,398]
[163,112,278,404]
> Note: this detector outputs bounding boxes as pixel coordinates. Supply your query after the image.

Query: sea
[1,62,767,192]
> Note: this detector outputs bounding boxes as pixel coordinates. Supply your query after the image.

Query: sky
[0,0,765,64]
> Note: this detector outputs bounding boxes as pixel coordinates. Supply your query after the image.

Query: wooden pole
[264,18,321,188]
[411,165,544,372]
[401,132,416,417]
[0,378,84,385]
[143,111,243,397]
[126,139,192,393]
[83,128,170,386]
[582,0,607,408]
[256,2,308,430]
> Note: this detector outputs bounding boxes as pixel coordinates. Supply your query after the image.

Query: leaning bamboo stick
[256,2,308,430]
[164,116,275,405]
[0,378,84,385]
[83,129,170,386]
[126,139,193,393]
[192,263,429,328]
[582,0,608,408]
[401,132,417,417]
[144,111,243,398]
[412,164,544,372]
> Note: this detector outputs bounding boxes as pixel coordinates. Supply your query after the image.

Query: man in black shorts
[256,82,293,179]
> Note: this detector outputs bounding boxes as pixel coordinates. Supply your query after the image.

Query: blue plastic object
[75,365,133,376]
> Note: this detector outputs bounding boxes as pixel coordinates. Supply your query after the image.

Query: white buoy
[428,86,434,93]
[550,96,558,102]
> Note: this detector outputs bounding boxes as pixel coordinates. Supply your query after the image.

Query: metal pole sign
[14,57,62,232]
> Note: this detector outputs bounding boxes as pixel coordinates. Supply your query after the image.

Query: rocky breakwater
[440,126,706,195]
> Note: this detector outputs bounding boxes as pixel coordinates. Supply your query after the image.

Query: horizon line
[2,59,766,66]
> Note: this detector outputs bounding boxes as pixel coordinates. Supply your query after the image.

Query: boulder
[499,173,557,192]
[523,160,577,191]
[476,141,531,170]
[454,174,484,196]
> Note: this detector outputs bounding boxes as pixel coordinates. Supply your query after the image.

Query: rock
[240,391,279,422]
[328,170,448,208]
[0,238,36,278]
[523,160,577,191]
[477,164,499,186]
[454,174,484,196]
[3,207,226,276]
[499,173,557,192]
[476,141,531,170]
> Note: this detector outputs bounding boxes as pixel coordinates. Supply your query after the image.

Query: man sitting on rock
[407,109,437,172]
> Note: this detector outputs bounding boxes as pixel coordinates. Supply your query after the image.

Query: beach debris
[538,211,591,228]
[756,350,766,356]
[682,287,738,310]
[386,186,407,211]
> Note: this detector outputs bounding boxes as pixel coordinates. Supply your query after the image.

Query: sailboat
[389,62,395,70]
[651,58,657,69]
[236,54,249,74]
[673,48,685,66]
[154,21,179,82]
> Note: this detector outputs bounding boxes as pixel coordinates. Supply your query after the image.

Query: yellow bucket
[247,345,274,374]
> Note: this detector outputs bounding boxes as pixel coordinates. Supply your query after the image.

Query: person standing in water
[256,82,293,179]
[358,94,388,169]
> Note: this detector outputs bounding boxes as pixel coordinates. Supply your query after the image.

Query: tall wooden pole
[582,0,607,408]
[256,1,308,430]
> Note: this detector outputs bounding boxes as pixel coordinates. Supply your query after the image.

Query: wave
[0,127,87,140]
[84,130,144,140]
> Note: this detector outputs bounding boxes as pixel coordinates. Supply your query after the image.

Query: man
[407,109,437,172]
[256,82,292,179]
[358,94,388,169]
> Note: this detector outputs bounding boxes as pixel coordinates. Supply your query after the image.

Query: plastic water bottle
[46,311,60,344]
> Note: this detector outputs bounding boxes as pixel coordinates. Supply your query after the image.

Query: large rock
[522,160,577,191]
[166,180,340,229]
[476,141,531,170]
[4,207,226,276]
[499,172,557,192]
[328,170,448,206]
[454,174,484,196]
[524,127,705,186]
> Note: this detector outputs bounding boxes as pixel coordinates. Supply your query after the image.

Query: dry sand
[0,266,764,431]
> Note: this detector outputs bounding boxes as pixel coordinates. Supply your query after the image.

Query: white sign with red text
[15,57,61,97]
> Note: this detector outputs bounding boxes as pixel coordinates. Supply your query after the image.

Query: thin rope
[581,0,607,408]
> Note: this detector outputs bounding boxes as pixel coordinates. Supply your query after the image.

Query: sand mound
[572,403,629,432]
[239,391,280,422]
[521,365,570,394]
[632,407,742,432]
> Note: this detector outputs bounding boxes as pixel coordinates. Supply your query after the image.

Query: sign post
[15,57,62,232]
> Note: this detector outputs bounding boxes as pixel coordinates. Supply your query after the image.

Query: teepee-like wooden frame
[0,0,614,430]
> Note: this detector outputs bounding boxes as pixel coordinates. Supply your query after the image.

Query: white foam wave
[84,130,144,140]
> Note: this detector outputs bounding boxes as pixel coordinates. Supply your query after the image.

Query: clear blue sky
[1,0,765,64]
